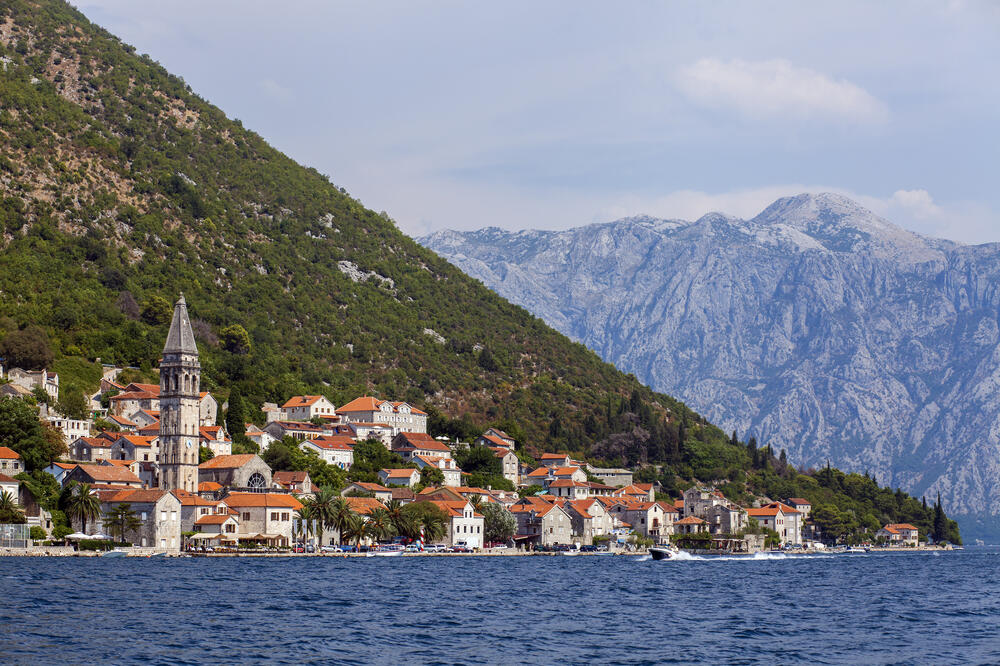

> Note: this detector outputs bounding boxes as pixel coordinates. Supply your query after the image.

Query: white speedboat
[845,547,868,554]
[649,546,678,561]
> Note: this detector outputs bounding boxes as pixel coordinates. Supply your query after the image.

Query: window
[281,513,289,521]
[160,538,166,548]
[160,511,166,521]
[141,512,147,521]
[225,524,235,533]
[171,511,177,521]
[271,512,279,521]
[243,512,250,521]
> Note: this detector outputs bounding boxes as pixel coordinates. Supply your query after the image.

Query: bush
[29,526,46,541]
[78,539,113,551]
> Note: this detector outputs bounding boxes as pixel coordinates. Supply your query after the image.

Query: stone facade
[158,295,201,493]
[198,454,272,491]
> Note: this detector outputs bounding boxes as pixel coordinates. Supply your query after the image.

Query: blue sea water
[1,549,998,665]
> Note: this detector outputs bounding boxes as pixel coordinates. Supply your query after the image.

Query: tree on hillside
[933,493,947,543]
[225,387,247,444]
[0,397,66,470]
[140,295,172,325]
[57,388,90,420]
[419,466,444,487]
[0,326,54,370]
[220,325,252,355]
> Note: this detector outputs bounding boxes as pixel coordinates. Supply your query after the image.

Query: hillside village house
[110,434,158,463]
[108,415,138,432]
[43,412,92,446]
[413,454,461,487]
[64,463,143,489]
[379,467,421,488]
[6,368,59,401]
[607,501,672,542]
[244,424,277,452]
[564,498,615,545]
[341,482,393,504]
[392,432,454,461]
[69,436,113,463]
[675,516,709,534]
[747,504,803,545]
[199,426,233,457]
[344,422,395,445]
[300,436,354,469]
[272,471,314,495]
[175,489,231,532]
[877,523,920,547]
[198,454,272,491]
[584,465,634,488]
[263,420,329,442]
[785,498,812,519]
[706,503,747,535]
[0,447,23,475]
[281,395,338,422]
[475,428,516,450]
[0,472,18,500]
[0,383,34,399]
[684,486,730,518]
[96,488,182,550]
[338,396,428,434]
[489,447,519,486]
[43,461,76,485]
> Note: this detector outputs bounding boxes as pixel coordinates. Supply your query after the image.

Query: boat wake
[655,551,831,562]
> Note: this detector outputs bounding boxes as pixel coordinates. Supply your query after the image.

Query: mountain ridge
[421,193,1000,539]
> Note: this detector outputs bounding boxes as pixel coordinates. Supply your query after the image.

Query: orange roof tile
[675,516,707,525]
[199,454,257,469]
[0,446,21,459]
[198,481,223,492]
[223,493,303,509]
[73,464,141,484]
[344,496,385,515]
[381,468,418,478]
[281,395,326,408]
[195,514,233,525]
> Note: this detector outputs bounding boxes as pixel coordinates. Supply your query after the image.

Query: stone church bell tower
[158,294,201,493]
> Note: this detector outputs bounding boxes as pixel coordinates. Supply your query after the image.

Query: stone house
[877,523,920,547]
[488,447,519,486]
[341,482,393,504]
[413,454,462,487]
[96,488,182,549]
[338,396,428,434]
[245,424,277,453]
[583,465,633,488]
[198,426,232,457]
[683,486,729,518]
[222,492,303,547]
[198,392,218,427]
[0,446,23,476]
[108,415,138,433]
[198,454,272,491]
[747,504,802,545]
[263,420,329,442]
[280,395,338,422]
[565,498,615,545]
[416,499,485,549]
[109,389,159,417]
[475,429,516,451]
[785,498,812,520]
[705,503,748,535]
[300,436,354,469]
[6,368,59,401]
[392,432,454,461]
[608,501,672,542]
[272,470,314,496]
[64,464,143,489]
[548,479,591,500]
[43,413,92,447]
[379,467,421,488]
[110,435,158,464]
[345,422,394,446]
[510,497,572,547]
[675,516,709,534]
[175,489,231,532]
[69,436,114,463]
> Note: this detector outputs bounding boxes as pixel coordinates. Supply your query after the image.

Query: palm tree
[343,512,369,549]
[65,483,101,534]
[384,498,407,535]
[469,495,484,513]
[307,486,338,546]
[328,497,353,545]
[420,511,447,543]
[366,507,395,545]
[102,503,142,544]
[295,505,315,544]
[0,490,24,523]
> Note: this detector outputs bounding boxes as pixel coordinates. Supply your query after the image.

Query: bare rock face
[421,193,1000,530]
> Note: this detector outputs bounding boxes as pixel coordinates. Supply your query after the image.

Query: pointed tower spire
[163,293,197,354]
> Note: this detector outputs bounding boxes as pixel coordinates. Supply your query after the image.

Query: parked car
[293,544,305,553]
[320,545,339,553]
[448,545,473,553]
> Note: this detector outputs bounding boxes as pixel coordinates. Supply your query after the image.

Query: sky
[75,1,1000,242]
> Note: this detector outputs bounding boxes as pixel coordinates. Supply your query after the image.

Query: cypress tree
[225,387,247,443]
[933,492,947,542]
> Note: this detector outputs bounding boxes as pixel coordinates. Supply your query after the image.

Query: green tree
[140,295,172,325]
[225,387,247,444]
[0,397,66,470]
[220,324,252,355]
[365,507,396,543]
[199,446,214,464]
[0,489,25,523]
[0,326,54,369]
[481,501,516,544]
[295,504,315,544]
[401,501,448,543]
[328,497,354,545]
[933,493,947,543]
[305,486,338,547]
[65,482,101,534]
[102,503,142,543]
[343,511,369,548]
[419,465,444,487]
[57,388,90,420]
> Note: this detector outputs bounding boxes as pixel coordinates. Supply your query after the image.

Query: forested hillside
[0,0,707,457]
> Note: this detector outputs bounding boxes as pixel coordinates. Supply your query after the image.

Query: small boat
[373,549,403,557]
[844,547,867,554]
[100,549,128,558]
[649,546,678,561]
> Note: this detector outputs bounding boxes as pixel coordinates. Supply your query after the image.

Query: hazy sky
[76,1,999,242]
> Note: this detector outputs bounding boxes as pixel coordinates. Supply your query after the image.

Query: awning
[189,533,222,540]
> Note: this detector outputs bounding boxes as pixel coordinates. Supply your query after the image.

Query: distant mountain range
[421,193,1000,539]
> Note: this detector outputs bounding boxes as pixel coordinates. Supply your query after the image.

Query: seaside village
[0,296,926,555]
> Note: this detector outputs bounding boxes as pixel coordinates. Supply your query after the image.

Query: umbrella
[90,533,112,540]
[65,532,90,540]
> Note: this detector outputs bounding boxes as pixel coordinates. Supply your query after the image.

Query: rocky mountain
[421,193,1000,538]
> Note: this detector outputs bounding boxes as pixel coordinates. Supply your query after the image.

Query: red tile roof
[344,496,385,515]
[281,395,327,408]
[675,516,706,525]
[73,464,141,484]
[198,481,223,492]
[223,493,303,509]
[199,454,257,469]
[381,467,419,479]
[195,514,233,525]
[0,446,21,459]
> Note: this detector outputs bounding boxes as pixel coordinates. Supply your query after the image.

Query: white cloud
[675,58,889,124]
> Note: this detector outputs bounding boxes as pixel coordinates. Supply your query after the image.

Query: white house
[338,396,428,434]
[44,414,92,446]
[413,454,462,487]
[300,436,354,469]
[280,395,338,422]
[418,499,484,549]
[378,467,421,487]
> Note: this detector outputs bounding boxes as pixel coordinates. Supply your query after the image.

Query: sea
[2,548,999,665]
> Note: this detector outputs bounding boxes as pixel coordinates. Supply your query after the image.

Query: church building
[158,294,201,493]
